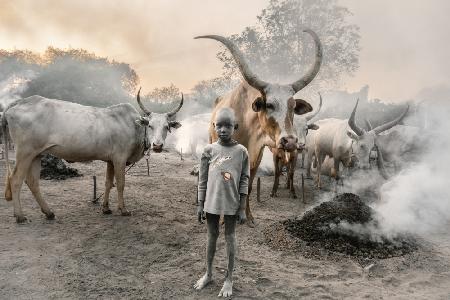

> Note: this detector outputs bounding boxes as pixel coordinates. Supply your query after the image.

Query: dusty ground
[0,151,449,299]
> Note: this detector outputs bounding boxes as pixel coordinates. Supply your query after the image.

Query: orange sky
[0,0,448,102]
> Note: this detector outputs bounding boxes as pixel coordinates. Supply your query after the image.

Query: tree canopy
[216,0,360,95]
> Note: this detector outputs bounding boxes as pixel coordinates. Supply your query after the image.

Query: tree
[145,83,181,103]
[0,47,139,107]
[216,0,360,95]
[190,77,238,108]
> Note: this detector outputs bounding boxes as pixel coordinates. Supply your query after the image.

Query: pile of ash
[266,193,417,259]
[40,154,82,180]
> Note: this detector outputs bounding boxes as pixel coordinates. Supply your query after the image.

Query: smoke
[0,71,36,110]
[165,113,211,158]
[372,99,450,237]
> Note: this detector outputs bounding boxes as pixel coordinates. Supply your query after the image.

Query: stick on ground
[257,177,261,202]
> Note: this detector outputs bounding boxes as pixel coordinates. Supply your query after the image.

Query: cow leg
[270,155,280,197]
[301,151,305,169]
[316,153,325,189]
[113,161,130,216]
[305,150,314,179]
[332,159,341,193]
[246,147,264,225]
[9,153,34,223]
[25,156,54,220]
[289,155,297,198]
[102,162,114,214]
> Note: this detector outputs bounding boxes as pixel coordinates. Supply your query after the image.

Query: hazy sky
[0,0,448,101]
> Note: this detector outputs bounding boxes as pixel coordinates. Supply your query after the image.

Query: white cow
[312,99,408,188]
[2,89,183,223]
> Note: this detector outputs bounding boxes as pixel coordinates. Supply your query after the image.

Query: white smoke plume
[373,100,450,237]
[0,71,37,110]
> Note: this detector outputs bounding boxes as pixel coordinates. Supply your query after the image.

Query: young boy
[194,107,250,297]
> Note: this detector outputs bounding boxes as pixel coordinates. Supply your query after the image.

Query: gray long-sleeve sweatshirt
[198,141,250,215]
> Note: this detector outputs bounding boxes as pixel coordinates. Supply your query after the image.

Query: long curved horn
[136,87,151,116]
[373,105,409,135]
[306,92,323,121]
[348,99,364,136]
[194,35,268,93]
[167,93,184,118]
[365,119,373,131]
[291,29,323,93]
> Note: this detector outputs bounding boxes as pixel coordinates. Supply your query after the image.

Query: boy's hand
[237,209,246,224]
[197,204,205,224]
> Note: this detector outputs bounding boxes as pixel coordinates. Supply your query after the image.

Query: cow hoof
[291,194,297,199]
[16,215,28,223]
[270,192,277,198]
[120,209,131,216]
[45,212,55,220]
[102,207,112,215]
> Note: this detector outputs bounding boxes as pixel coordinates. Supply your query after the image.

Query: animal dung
[40,154,82,180]
[265,193,417,259]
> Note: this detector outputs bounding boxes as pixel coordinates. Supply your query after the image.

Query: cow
[2,89,183,223]
[365,121,423,172]
[313,99,408,189]
[270,93,322,198]
[195,29,322,223]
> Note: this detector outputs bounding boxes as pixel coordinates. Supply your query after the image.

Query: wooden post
[93,175,97,202]
[301,173,305,203]
[256,177,261,202]
[146,158,150,176]
[180,147,184,161]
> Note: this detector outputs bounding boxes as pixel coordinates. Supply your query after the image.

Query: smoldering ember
[0,1,449,299]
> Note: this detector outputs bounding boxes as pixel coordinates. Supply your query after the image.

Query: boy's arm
[197,148,210,223]
[238,149,250,223]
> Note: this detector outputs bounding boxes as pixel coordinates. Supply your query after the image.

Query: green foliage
[217,0,360,92]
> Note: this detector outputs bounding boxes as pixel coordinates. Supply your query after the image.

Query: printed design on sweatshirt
[221,171,232,181]
[210,155,232,170]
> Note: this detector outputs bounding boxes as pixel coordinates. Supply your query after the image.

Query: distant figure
[194,108,249,297]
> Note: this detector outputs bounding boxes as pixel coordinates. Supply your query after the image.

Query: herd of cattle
[1,28,415,223]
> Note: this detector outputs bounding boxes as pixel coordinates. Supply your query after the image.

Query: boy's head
[214,108,238,142]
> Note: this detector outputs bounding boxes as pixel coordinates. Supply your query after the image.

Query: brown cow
[270,93,322,198]
[195,29,322,223]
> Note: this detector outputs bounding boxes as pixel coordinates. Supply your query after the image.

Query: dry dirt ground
[0,151,449,299]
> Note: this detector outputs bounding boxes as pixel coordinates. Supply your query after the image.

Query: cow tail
[2,113,12,201]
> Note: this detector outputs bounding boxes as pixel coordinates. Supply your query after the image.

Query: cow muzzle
[152,143,163,153]
[278,136,298,151]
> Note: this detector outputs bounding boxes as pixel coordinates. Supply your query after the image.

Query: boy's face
[214,109,237,142]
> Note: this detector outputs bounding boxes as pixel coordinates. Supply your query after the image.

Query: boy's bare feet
[218,279,233,297]
[193,273,212,290]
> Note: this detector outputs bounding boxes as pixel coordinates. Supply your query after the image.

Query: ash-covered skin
[194,108,247,298]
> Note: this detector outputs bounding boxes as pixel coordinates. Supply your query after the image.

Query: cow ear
[347,130,360,140]
[252,97,265,112]
[294,99,313,115]
[234,123,239,130]
[308,123,319,130]
[169,121,182,129]
[135,116,149,126]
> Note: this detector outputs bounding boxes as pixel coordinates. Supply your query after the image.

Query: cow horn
[365,119,373,131]
[372,105,409,135]
[348,99,364,136]
[306,92,323,121]
[290,29,323,93]
[376,145,389,180]
[136,87,152,116]
[167,93,184,118]
[194,35,268,93]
